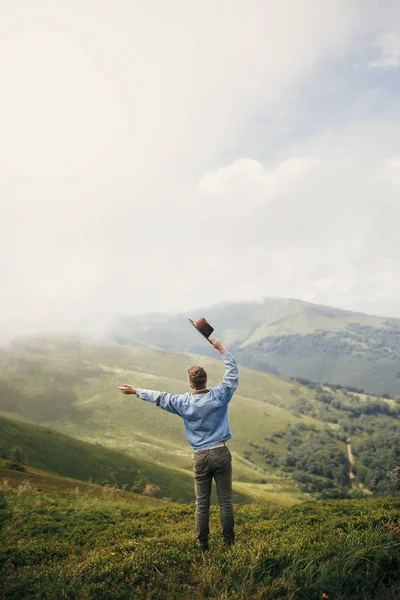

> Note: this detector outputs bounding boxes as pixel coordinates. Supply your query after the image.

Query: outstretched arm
[210,338,239,403]
[118,385,184,416]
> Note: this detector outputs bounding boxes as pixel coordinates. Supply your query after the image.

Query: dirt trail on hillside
[347,438,355,488]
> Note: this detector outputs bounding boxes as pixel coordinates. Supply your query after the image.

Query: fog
[1,0,400,336]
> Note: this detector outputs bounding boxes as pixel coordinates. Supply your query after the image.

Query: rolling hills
[109,297,400,396]
[0,336,398,502]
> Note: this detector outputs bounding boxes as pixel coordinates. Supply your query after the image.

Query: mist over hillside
[109,297,400,396]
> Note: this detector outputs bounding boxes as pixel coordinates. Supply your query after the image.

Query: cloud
[193,119,400,317]
[1,0,400,336]
[197,157,316,201]
[369,33,400,69]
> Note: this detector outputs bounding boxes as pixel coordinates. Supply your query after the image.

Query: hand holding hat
[209,338,227,354]
[189,317,227,354]
[188,317,214,343]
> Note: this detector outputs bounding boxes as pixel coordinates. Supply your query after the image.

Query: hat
[188,317,214,344]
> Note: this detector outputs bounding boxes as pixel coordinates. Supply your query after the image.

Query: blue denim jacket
[136,352,239,451]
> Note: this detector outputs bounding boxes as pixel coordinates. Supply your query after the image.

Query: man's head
[187,365,207,390]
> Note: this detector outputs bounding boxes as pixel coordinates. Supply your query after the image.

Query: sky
[1,0,400,335]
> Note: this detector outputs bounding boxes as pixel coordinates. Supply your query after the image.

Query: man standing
[118,338,239,552]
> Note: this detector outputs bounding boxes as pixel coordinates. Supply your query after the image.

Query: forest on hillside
[245,379,400,500]
[235,323,400,396]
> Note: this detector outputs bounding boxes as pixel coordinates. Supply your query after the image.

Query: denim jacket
[136,352,239,451]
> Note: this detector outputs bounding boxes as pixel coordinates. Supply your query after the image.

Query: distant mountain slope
[109,298,400,395]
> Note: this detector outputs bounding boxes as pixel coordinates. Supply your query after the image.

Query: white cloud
[197,157,316,200]
[369,33,400,69]
[192,119,400,317]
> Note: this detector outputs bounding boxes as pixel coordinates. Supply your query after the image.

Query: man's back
[136,352,239,451]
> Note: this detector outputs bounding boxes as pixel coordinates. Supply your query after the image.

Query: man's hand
[118,384,137,395]
[210,338,227,355]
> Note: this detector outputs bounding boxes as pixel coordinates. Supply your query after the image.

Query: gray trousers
[192,445,234,549]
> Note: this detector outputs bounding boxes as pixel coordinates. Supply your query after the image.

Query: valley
[1,335,398,503]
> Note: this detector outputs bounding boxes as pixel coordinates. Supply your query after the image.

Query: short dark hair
[187,365,207,390]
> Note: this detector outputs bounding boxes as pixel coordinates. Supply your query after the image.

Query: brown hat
[188,317,214,344]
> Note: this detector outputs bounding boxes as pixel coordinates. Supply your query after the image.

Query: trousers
[192,445,234,549]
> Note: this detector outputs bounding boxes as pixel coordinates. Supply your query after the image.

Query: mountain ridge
[109,297,400,395]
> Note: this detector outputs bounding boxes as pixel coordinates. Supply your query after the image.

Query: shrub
[5,461,26,472]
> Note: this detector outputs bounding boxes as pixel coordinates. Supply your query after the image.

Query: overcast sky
[1,0,400,334]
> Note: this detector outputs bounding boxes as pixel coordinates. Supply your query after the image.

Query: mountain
[109,297,400,396]
[0,336,398,501]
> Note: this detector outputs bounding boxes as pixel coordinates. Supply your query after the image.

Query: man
[118,338,239,552]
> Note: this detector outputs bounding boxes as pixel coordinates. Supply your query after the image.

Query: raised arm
[210,339,239,403]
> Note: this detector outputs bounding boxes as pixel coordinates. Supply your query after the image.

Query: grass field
[0,460,164,508]
[0,417,250,505]
[0,473,399,599]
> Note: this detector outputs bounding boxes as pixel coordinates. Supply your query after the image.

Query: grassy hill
[0,414,247,504]
[110,298,400,396]
[0,478,399,599]
[0,337,399,503]
[0,457,164,507]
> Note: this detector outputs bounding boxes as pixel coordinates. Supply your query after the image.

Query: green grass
[0,460,164,508]
[0,415,248,504]
[0,480,399,599]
